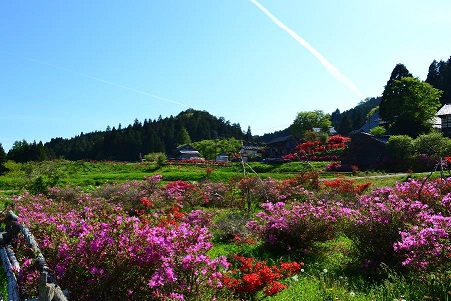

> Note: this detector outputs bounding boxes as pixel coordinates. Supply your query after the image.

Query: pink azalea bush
[12,192,229,300]
[246,200,347,254]
[345,179,451,272]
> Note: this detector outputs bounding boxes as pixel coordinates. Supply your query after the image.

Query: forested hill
[44,109,247,161]
[331,97,381,135]
[10,98,382,163]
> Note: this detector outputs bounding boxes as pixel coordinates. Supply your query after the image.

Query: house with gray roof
[436,104,451,137]
[172,144,201,160]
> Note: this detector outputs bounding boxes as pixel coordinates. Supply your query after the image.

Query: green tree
[290,110,331,136]
[0,143,6,174]
[426,57,451,105]
[369,126,386,137]
[192,140,216,160]
[192,138,241,160]
[379,64,413,125]
[385,135,413,171]
[143,152,167,168]
[7,140,31,162]
[385,63,412,84]
[413,132,451,159]
[177,127,192,146]
[379,77,442,137]
[337,115,353,135]
[244,126,253,142]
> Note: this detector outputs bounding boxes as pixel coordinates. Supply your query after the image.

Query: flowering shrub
[322,176,371,202]
[164,180,208,207]
[238,177,269,212]
[166,159,229,166]
[394,214,451,270]
[212,211,252,243]
[278,172,320,193]
[247,200,345,254]
[325,162,358,173]
[13,193,229,300]
[12,241,40,299]
[200,180,240,208]
[91,174,163,211]
[222,255,302,300]
[282,135,350,162]
[345,179,451,272]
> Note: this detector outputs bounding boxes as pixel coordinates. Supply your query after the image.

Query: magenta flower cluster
[13,192,229,300]
[348,179,451,271]
[247,177,451,272]
[247,200,346,253]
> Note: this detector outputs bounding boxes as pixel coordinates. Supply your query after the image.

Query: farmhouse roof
[312,127,337,135]
[241,145,260,150]
[175,144,198,151]
[267,135,296,145]
[437,104,451,116]
[359,111,382,133]
[177,150,200,155]
[349,130,388,144]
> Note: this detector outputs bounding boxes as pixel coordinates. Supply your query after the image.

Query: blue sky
[1,0,451,152]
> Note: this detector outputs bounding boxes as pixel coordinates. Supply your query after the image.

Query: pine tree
[244,126,253,142]
[0,143,6,174]
[337,115,353,135]
[380,64,413,126]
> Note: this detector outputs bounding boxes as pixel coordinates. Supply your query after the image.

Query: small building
[312,127,337,135]
[239,145,260,158]
[263,135,301,159]
[341,131,388,170]
[173,145,201,160]
[436,104,451,137]
[215,153,229,162]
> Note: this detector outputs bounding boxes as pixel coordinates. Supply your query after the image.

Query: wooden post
[0,211,69,301]
[38,271,55,301]
[0,246,20,301]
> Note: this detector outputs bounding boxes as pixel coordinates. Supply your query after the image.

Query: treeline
[6,109,248,162]
[331,97,381,135]
[425,56,451,105]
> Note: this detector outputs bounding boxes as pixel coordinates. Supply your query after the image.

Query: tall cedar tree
[0,143,6,173]
[380,77,442,137]
[426,56,451,105]
[379,63,413,126]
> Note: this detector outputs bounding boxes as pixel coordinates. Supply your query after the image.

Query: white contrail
[76,73,194,108]
[1,50,194,108]
[249,0,365,99]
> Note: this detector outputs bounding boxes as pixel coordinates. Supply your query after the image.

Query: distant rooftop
[437,104,451,116]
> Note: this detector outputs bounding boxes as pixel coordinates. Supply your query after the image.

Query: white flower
[291,274,299,282]
[300,268,305,273]
[349,292,356,297]
[322,268,328,273]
